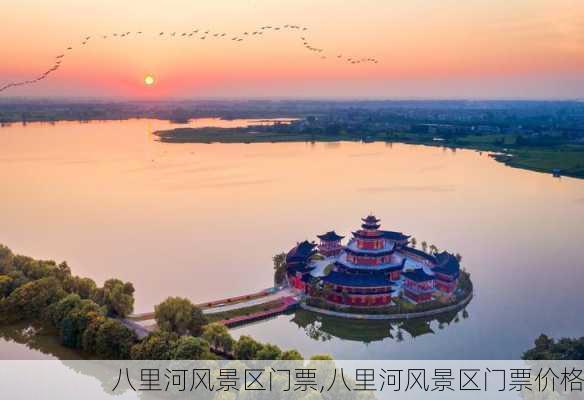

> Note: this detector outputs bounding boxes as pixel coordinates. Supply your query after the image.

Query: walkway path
[204,288,296,314]
[128,287,290,321]
[217,296,299,327]
[122,288,300,337]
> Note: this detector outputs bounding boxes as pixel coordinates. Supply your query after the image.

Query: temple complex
[286,215,461,308]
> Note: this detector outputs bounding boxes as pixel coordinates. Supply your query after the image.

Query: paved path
[217,296,299,327]
[204,288,296,314]
[128,287,289,321]
[122,295,300,338]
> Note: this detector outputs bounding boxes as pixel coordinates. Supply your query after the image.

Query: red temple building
[286,215,461,307]
[317,231,344,257]
[402,268,436,303]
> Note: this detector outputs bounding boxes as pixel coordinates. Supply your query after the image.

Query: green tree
[64,276,97,300]
[256,343,282,360]
[98,279,135,318]
[55,262,72,282]
[310,354,333,361]
[0,245,14,274]
[6,270,29,292]
[0,275,13,298]
[202,322,235,353]
[155,297,207,336]
[59,299,104,348]
[410,237,417,248]
[81,314,107,353]
[421,241,428,253]
[280,349,303,360]
[45,293,82,326]
[273,252,288,286]
[95,319,136,359]
[131,331,177,360]
[2,277,65,320]
[429,244,439,255]
[234,335,263,360]
[12,256,65,281]
[173,336,213,360]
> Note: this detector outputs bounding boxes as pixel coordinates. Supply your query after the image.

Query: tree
[154,297,207,336]
[256,343,282,360]
[273,252,288,286]
[202,323,234,353]
[59,299,104,348]
[6,270,28,292]
[45,293,82,326]
[310,354,333,361]
[0,245,14,274]
[2,277,66,320]
[455,253,462,263]
[421,241,428,253]
[280,349,303,360]
[0,275,13,298]
[410,238,417,249]
[98,279,135,318]
[81,314,107,353]
[522,334,584,360]
[64,276,97,300]
[429,244,439,255]
[55,262,72,282]
[173,336,213,360]
[131,332,177,360]
[95,319,136,359]
[234,335,263,360]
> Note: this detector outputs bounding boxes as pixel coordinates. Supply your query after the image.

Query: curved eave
[352,231,384,239]
[344,247,394,257]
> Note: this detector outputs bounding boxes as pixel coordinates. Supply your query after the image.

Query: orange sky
[1,0,583,98]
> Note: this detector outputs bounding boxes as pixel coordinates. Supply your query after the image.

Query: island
[284,215,473,318]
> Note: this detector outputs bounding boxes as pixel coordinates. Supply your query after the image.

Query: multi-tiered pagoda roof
[317,231,344,241]
[286,214,462,306]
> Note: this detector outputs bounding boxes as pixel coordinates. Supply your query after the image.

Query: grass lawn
[205,300,285,324]
[498,147,584,178]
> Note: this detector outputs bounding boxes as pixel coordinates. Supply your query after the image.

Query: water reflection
[0,322,85,360]
[291,308,470,344]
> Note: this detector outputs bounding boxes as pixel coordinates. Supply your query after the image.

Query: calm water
[1,118,583,359]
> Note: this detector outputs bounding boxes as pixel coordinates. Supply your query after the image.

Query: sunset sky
[1,0,583,99]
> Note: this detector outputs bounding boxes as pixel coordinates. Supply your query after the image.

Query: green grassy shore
[155,128,584,179]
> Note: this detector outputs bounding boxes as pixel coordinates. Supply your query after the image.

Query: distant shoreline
[153,126,584,180]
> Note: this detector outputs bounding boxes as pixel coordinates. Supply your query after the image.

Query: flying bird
[0,23,379,93]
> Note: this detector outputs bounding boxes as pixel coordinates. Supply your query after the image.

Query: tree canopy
[202,322,235,353]
[523,334,584,360]
[97,279,135,318]
[155,297,207,336]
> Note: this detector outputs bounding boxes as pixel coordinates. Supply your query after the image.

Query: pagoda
[286,214,462,307]
[317,231,344,257]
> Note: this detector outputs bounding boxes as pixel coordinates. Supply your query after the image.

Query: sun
[144,75,155,86]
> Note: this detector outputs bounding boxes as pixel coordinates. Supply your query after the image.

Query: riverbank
[154,127,584,179]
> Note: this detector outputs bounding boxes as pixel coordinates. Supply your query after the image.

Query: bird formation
[0,24,380,93]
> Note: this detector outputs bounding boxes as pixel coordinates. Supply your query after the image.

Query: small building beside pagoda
[286,240,317,291]
[402,268,436,303]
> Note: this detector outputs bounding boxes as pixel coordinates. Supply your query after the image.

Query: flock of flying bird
[0,24,380,93]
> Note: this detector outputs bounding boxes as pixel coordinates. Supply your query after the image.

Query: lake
[1,118,583,359]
